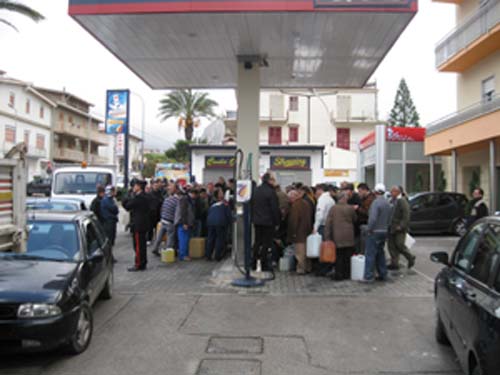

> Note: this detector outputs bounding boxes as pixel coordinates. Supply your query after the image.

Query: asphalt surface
[1,232,463,375]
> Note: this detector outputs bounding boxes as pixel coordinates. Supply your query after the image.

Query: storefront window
[406,164,430,194]
[386,162,403,189]
[387,142,402,160]
[406,142,426,161]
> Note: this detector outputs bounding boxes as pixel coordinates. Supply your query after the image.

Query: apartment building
[425,0,499,211]
[0,74,55,181]
[35,87,109,166]
[223,84,380,183]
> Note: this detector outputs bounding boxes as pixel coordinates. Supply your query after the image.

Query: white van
[51,166,116,209]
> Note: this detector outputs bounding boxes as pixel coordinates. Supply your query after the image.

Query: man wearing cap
[122,180,150,271]
[361,183,392,283]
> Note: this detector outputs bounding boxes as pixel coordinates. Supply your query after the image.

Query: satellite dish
[202,119,225,144]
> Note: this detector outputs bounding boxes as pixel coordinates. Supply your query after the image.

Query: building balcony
[53,121,108,145]
[436,0,500,72]
[89,155,108,165]
[26,146,48,159]
[53,147,85,163]
[425,94,500,155]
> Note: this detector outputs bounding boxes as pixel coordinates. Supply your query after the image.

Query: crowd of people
[90,174,490,280]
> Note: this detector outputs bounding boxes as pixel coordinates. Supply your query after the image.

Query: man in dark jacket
[466,187,489,227]
[252,173,281,270]
[388,185,415,270]
[205,188,232,261]
[175,188,196,261]
[90,186,105,223]
[122,180,150,272]
[101,186,119,247]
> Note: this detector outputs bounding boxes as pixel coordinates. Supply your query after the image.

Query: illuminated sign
[270,156,310,170]
[205,156,236,169]
[105,89,129,135]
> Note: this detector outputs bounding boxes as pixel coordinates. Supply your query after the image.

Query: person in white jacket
[313,184,335,238]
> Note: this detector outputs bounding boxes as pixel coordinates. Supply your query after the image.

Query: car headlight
[17,303,62,319]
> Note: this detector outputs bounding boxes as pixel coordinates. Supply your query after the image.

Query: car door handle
[465,291,476,301]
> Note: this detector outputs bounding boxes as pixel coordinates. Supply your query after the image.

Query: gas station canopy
[69,0,417,89]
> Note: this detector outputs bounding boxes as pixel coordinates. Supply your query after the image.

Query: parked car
[27,178,51,197]
[0,211,113,354]
[26,198,87,212]
[431,217,500,375]
[409,192,468,236]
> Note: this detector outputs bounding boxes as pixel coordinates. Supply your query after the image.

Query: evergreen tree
[388,78,420,127]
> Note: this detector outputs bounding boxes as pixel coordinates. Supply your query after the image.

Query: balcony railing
[53,122,107,144]
[436,0,500,68]
[53,147,85,162]
[90,155,108,165]
[426,94,500,136]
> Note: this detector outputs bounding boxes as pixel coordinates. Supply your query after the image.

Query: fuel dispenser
[231,149,274,288]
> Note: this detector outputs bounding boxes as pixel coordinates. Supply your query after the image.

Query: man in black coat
[90,186,105,223]
[122,180,151,272]
[251,173,281,270]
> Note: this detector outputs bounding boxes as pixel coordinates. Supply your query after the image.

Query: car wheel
[453,219,467,237]
[65,302,93,355]
[99,269,113,300]
[435,311,450,346]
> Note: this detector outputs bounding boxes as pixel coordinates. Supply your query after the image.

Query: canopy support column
[236,60,260,180]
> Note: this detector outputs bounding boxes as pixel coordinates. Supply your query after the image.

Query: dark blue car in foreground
[0,211,113,354]
[431,217,500,375]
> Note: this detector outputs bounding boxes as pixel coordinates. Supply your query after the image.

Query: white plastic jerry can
[351,255,365,281]
[306,233,322,258]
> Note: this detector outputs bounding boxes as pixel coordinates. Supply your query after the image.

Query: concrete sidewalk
[1,234,463,375]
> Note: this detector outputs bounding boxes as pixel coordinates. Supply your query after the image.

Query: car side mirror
[412,204,420,211]
[89,248,104,261]
[430,251,449,266]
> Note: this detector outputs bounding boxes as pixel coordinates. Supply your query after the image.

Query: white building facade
[224,84,380,184]
[0,76,55,181]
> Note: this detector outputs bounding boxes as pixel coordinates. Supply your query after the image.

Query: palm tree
[0,0,44,31]
[158,89,218,141]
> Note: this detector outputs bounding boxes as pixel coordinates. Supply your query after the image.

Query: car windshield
[0,221,81,262]
[53,172,112,194]
[27,201,80,212]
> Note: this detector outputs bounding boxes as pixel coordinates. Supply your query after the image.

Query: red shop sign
[386,127,425,142]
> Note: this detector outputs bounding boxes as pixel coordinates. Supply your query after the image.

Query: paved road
[1,232,463,375]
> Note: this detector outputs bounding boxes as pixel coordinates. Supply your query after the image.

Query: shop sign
[270,156,310,170]
[359,131,376,150]
[386,127,425,142]
[115,133,125,157]
[205,156,236,169]
[324,169,349,177]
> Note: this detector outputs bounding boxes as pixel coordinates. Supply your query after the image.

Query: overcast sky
[0,0,457,150]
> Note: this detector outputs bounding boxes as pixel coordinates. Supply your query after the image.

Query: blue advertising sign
[105,89,129,134]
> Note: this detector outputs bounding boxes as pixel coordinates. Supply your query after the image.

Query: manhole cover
[197,359,261,375]
[207,337,263,354]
